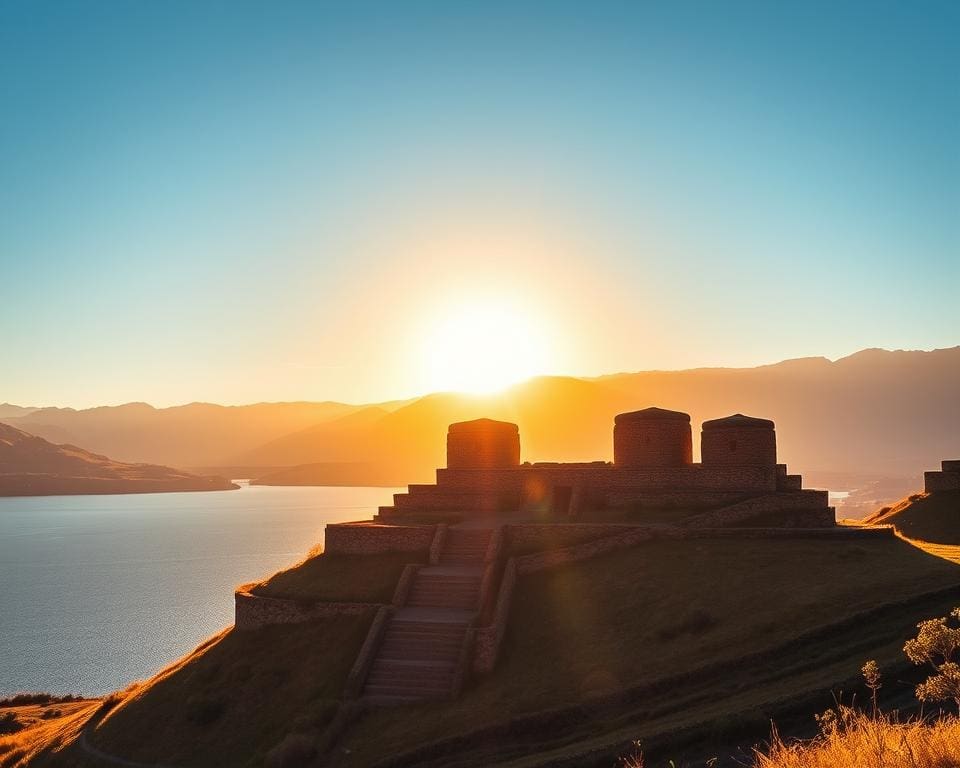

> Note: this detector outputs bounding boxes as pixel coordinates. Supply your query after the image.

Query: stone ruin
[925,460,960,493]
[377,407,835,527]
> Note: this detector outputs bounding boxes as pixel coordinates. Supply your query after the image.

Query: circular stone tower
[701,414,777,467]
[446,418,521,469]
[613,407,693,468]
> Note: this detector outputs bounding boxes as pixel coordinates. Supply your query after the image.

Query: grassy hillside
[14,533,960,767]
[865,491,960,544]
[0,698,98,768]
[331,536,960,767]
[252,551,424,604]
[72,616,371,768]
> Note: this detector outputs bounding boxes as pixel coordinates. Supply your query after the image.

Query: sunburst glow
[421,301,551,394]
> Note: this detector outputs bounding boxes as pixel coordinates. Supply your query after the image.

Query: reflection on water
[0,483,398,696]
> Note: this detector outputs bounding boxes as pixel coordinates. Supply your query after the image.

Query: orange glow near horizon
[420,300,552,395]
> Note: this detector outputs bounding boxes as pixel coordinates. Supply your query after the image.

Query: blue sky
[1,1,957,407]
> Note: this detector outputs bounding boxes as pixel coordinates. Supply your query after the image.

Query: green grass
[866,491,960,544]
[82,613,373,767]
[331,535,960,767]
[252,551,425,604]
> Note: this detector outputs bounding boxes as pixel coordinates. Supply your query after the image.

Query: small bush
[0,712,23,735]
[95,691,124,717]
[0,692,79,707]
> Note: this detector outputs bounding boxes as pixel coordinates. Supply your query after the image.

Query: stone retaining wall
[234,586,376,631]
[925,468,960,493]
[324,521,435,555]
[682,490,832,528]
[506,523,643,554]
[473,558,517,674]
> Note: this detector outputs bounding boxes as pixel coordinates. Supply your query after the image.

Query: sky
[1,0,958,408]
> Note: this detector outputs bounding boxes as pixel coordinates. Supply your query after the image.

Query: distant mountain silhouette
[4,348,959,489]
[247,347,960,485]
[2,400,407,467]
[0,422,237,496]
[0,402,37,420]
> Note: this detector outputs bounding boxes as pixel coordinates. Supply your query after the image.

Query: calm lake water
[0,483,399,697]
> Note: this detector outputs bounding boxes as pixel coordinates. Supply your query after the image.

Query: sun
[421,301,550,394]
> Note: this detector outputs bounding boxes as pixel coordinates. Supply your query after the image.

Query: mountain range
[3,347,958,491]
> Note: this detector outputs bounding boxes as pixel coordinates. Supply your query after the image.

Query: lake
[0,483,399,698]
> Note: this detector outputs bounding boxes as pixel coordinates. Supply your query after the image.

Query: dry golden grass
[0,701,99,768]
[755,710,960,768]
[621,710,960,768]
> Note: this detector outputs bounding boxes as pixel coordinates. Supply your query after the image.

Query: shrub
[904,607,960,711]
[0,692,79,707]
[0,712,23,735]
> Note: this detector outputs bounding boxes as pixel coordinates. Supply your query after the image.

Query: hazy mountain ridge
[0,422,236,496]
[4,347,959,489]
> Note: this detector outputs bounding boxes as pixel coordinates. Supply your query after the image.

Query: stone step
[394,491,485,510]
[407,597,479,610]
[409,586,478,596]
[368,666,455,683]
[364,694,425,706]
[383,623,466,636]
[363,684,451,700]
[414,574,481,583]
[381,628,464,640]
[390,618,472,630]
[378,643,463,659]
[409,580,480,591]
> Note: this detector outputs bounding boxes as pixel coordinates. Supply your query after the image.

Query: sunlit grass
[0,700,99,768]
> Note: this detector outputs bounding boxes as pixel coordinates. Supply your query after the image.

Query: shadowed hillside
[866,491,960,544]
[0,423,237,496]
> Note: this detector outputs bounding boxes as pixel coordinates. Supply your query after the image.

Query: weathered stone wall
[234,586,376,631]
[602,489,749,509]
[614,410,692,468]
[702,425,777,467]
[682,490,832,528]
[446,419,521,469]
[324,522,435,555]
[506,523,645,553]
[925,469,960,493]
[943,460,960,473]
[473,558,517,674]
[436,464,779,493]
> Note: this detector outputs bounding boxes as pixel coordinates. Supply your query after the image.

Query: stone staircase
[362,527,493,703]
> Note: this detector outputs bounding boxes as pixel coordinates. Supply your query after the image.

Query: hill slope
[20,532,960,767]
[0,423,237,496]
[865,491,960,544]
